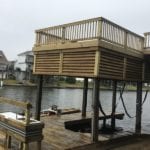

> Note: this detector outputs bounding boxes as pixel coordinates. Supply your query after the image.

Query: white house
[14,51,34,81]
[0,50,8,79]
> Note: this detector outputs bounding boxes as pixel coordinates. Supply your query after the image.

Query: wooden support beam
[135,81,142,134]
[91,78,99,142]
[37,141,42,150]
[111,80,117,129]
[23,143,29,150]
[7,136,11,148]
[35,75,43,121]
[82,78,88,117]
[25,109,30,125]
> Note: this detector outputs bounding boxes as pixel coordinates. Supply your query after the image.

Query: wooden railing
[144,32,150,48]
[34,17,144,52]
[0,97,32,125]
[35,17,100,45]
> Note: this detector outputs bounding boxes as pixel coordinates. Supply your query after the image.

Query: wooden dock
[34,112,126,150]
[31,17,150,146]
[0,112,126,150]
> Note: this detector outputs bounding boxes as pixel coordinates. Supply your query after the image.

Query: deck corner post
[111,80,117,130]
[97,18,102,39]
[91,78,99,143]
[82,77,88,117]
[135,81,142,134]
[35,75,43,121]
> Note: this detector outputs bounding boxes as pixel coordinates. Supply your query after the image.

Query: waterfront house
[7,60,16,79]
[14,51,34,82]
[0,50,8,79]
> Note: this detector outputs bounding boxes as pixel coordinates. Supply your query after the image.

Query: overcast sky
[0,0,150,60]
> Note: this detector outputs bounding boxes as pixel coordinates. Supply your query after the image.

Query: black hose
[98,99,106,116]
[112,82,126,112]
[119,83,135,118]
[142,90,148,105]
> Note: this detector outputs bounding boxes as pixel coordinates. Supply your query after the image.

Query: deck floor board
[0,112,126,150]
[41,113,92,150]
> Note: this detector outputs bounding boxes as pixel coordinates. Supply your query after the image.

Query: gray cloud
[0,0,150,60]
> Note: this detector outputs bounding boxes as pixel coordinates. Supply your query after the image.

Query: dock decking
[41,114,91,150]
[36,112,124,150]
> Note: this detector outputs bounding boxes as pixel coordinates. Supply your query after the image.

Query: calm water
[0,86,150,133]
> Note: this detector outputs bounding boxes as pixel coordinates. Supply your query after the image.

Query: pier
[26,112,127,150]
[1,16,150,149]
[32,16,150,148]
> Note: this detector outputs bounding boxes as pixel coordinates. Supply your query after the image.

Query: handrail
[35,17,102,32]
[34,17,144,52]
[0,97,32,125]
[101,18,144,51]
[0,97,32,109]
[101,17,143,39]
[144,32,150,48]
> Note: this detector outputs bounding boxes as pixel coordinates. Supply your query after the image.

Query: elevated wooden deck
[32,17,150,81]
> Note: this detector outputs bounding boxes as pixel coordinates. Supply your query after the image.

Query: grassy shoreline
[2,79,146,91]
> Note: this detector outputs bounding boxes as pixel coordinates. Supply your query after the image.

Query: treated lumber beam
[82,78,88,117]
[91,78,99,142]
[0,97,32,109]
[135,81,142,134]
[35,75,43,121]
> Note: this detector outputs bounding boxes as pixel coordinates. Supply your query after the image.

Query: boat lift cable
[119,83,135,118]
[98,99,106,116]
[97,82,149,119]
[119,83,149,119]
[111,82,126,112]
[142,90,149,105]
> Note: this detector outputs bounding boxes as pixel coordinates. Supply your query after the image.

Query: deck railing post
[25,108,30,125]
[35,75,43,121]
[91,78,99,142]
[135,81,142,134]
[124,31,127,49]
[62,27,66,43]
[97,18,102,39]
[111,80,117,129]
[35,32,39,46]
[82,77,88,117]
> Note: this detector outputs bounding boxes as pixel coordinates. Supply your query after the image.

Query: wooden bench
[0,97,44,150]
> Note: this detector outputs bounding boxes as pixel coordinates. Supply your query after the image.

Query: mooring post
[135,81,142,134]
[35,75,43,121]
[82,77,88,117]
[111,80,117,130]
[91,78,99,142]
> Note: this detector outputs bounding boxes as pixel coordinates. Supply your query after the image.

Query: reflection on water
[0,86,150,133]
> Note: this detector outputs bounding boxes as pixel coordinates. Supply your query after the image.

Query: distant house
[7,61,16,79]
[14,51,34,82]
[0,50,8,79]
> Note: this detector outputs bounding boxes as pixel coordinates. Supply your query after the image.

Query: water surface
[0,86,149,133]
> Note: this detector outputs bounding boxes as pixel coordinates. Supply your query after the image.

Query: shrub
[65,77,76,84]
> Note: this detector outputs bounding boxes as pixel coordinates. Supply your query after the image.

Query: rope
[98,99,106,116]
[97,81,149,119]
[142,90,148,105]
[119,83,135,118]
[119,83,149,119]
